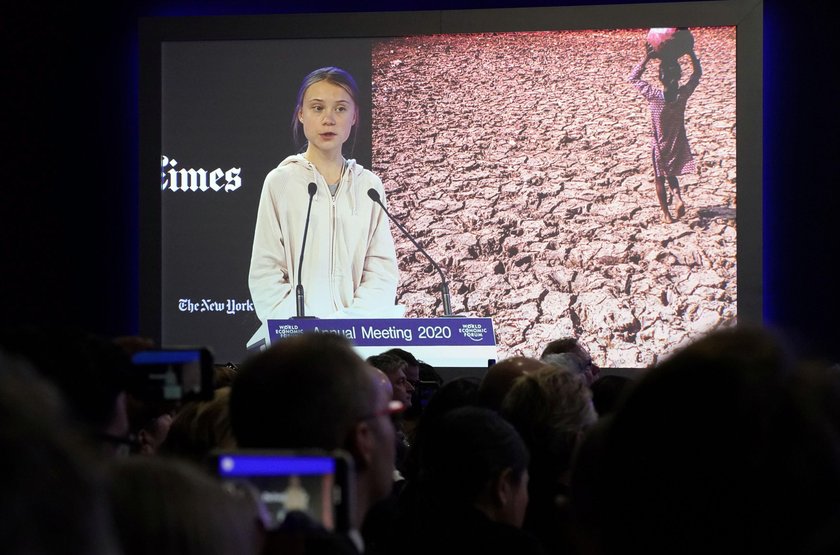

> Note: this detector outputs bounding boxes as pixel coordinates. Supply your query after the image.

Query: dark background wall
[4,0,837,363]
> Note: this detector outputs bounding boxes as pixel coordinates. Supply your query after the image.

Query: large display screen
[140,1,762,368]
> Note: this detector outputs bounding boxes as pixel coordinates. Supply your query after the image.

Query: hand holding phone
[211,449,356,533]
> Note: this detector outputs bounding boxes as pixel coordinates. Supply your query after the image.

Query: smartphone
[130,347,214,402]
[211,449,355,533]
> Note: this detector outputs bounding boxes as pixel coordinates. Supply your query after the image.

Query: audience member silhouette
[106,455,261,555]
[416,361,444,408]
[400,376,481,482]
[379,348,425,447]
[565,413,613,555]
[381,348,421,388]
[501,364,598,555]
[230,332,398,554]
[0,351,122,555]
[367,353,415,476]
[401,406,546,555]
[541,337,600,385]
[478,356,549,412]
[0,325,133,455]
[212,361,240,388]
[367,353,415,410]
[588,325,840,555]
[588,374,633,416]
[159,386,237,464]
[128,402,174,455]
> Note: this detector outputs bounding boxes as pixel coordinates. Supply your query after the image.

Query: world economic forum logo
[458,322,488,343]
[272,323,304,339]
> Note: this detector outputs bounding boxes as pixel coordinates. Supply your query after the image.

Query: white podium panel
[267,317,497,368]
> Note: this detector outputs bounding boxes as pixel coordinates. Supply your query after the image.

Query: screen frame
[139,0,762,366]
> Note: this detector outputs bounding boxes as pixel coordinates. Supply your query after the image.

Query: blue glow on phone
[219,454,335,476]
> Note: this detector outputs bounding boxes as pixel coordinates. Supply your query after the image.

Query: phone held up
[129,347,215,403]
[210,449,356,533]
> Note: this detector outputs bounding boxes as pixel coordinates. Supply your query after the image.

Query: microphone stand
[367,188,460,317]
[294,182,318,319]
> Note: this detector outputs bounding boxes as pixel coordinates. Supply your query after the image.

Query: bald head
[478,356,549,412]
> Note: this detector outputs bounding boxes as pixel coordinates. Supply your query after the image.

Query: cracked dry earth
[371,27,737,368]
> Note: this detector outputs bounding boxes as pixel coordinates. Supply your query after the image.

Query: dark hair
[383,348,420,367]
[1,353,120,554]
[107,456,258,555]
[419,406,529,506]
[402,376,482,481]
[596,325,840,554]
[0,325,130,434]
[419,361,444,385]
[367,353,408,379]
[291,66,360,153]
[658,58,682,84]
[589,374,633,416]
[159,387,235,465]
[540,337,581,359]
[230,332,374,450]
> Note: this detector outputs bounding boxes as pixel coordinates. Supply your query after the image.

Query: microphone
[367,188,458,317]
[295,182,318,319]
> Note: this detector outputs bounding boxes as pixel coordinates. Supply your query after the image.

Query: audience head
[502,364,597,488]
[541,337,600,385]
[411,361,445,413]
[425,375,481,414]
[402,375,481,481]
[382,348,420,385]
[420,406,530,527]
[127,402,174,456]
[212,362,240,389]
[383,349,424,419]
[592,325,840,554]
[107,455,260,555]
[418,361,443,384]
[479,356,548,412]
[367,352,415,409]
[0,325,132,452]
[159,386,236,464]
[1,351,121,555]
[230,332,397,526]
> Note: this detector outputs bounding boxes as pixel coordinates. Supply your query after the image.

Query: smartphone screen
[130,348,214,402]
[213,450,353,532]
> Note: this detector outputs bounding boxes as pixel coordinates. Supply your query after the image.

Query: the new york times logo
[161,155,242,192]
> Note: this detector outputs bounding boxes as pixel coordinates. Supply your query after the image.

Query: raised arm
[688,49,702,80]
[628,44,656,82]
[628,44,658,98]
[684,49,702,93]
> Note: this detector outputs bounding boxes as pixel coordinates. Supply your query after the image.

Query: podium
[266,317,497,369]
